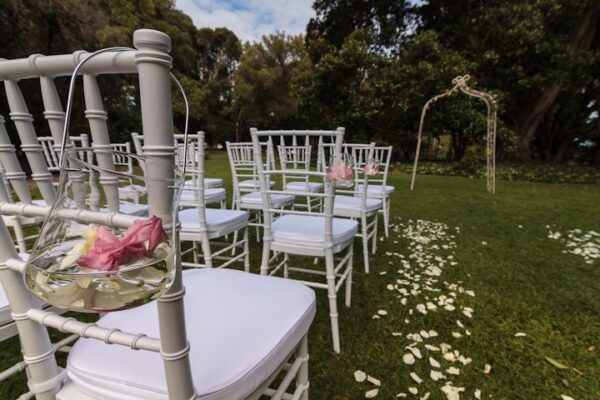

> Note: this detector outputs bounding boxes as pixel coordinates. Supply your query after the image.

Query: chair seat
[184,178,223,189]
[179,208,248,234]
[119,184,147,194]
[240,192,294,208]
[180,188,226,204]
[356,184,395,196]
[333,195,383,217]
[101,202,149,216]
[239,179,275,189]
[66,269,316,400]
[0,253,30,325]
[284,182,324,193]
[271,214,358,249]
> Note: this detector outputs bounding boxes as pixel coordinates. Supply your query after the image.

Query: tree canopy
[0,0,598,163]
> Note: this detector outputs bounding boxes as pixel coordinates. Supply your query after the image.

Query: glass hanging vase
[327,152,354,187]
[23,148,183,313]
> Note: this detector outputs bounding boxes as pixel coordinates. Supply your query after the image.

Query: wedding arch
[410,75,498,194]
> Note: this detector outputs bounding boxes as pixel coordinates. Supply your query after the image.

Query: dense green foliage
[0,0,598,163]
[1,153,599,398]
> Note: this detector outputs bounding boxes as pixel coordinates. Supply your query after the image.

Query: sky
[175,0,315,43]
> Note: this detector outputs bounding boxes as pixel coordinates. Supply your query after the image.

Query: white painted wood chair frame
[38,134,90,173]
[251,128,353,353]
[226,140,290,239]
[0,30,311,400]
[179,132,250,270]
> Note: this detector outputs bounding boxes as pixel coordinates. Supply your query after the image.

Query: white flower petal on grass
[514,332,527,337]
[410,372,423,384]
[425,344,440,352]
[441,383,465,400]
[377,309,388,316]
[420,330,430,339]
[483,364,492,374]
[452,332,462,339]
[420,392,431,400]
[396,394,407,398]
[465,290,475,297]
[462,309,473,318]
[386,284,395,291]
[416,304,427,314]
[367,376,381,386]
[446,366,460,375]
[481,241,487,246]
[456,320,464,328]
[407,347,423,359]
[428,330,439,337]
[365,388,379,398]
[429,357,441,368]
[444,353,457,362]
[403,353,416,365]
[372,315,380,320]
[474,389,482,399]
[392,332,403,337]
[408,387,418,395]
[560,396,574,400]
[354,370,367,382]
[430,370,445,381]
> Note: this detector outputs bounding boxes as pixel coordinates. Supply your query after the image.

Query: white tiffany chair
[251,128,356,353]
[0,29,314,400]
[226,141,293,238]
[109,141,149,203]
[277,133,324,212]
[178,140,226,209]
[332,143,382,273]
[355,145,394,237]
[179,132,250,269]
[38,134,90,173]
[132,131,224,189]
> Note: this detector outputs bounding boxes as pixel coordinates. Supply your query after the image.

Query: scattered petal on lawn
[481,241,488,246]
[372,315,380,320]
[474,389,482,399]
[377,309,388,316]
[425,344,440,352]
[456,320,464,328]
[441,383,465,400]
[452,331,462,339]
[407,347,423,359]
[392,332,403,337]
[560,396,574,400]
[386,284,395,291]
[354,370,367,383]
[545,357,570,370]
[408,387,418,395]
[420,392,431,400]
[446,366,460,375]
[430,370,445,381]
[403,353,416,365]
[410,372,423,384]
[416,304,427,314]
[365,388,379,398]
[396,394,407,398]
[429,357,441,368]
[462,309,473,318]
[367,376,381,386]
[483,364,492,374]
[428,330,438,337]
[514,332,527,337]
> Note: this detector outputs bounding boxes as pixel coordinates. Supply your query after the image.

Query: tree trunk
[517,6,599,159]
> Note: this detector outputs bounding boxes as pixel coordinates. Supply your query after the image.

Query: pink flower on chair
[77,216,168,271]
[365,163,381,176]
[327,163,354,183]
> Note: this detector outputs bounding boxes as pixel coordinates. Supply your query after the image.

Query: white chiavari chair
[332,143,382,273]
[0,29,315,400]
[179,133,250,269]
[38,134,90,174]
[277,133,324,212]
[226,141,292,239]
[355,145,395,237]
[251,127,356,353]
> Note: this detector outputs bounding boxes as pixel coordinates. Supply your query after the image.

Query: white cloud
[175,0,315,43]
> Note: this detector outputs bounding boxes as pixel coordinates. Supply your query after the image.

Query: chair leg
[325,250,341,353]
[361,214,370,274]
[220,199,225,209]
[12,220,27,254]
[243,227,250,272]
[372,213,378,255]
[283,252,290,278]
[384,195,391,237]
[297,335,309,400]
[345,243,353,308]
[200,234,213,268]
[260,240,272,275]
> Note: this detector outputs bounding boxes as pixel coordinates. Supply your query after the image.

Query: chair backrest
[226,140,275,200]
[0,29,195,400]
[38,134,90,172]
[250,128,345,243]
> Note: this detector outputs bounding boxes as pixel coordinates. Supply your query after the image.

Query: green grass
[1,151,599,399]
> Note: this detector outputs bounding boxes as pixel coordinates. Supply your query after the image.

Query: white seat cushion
[0,253,30,326]
[333,195,382,217]
[239,179,275,189]
[356,184,395,196]
[271,214,358,248]
[100,202,149,216]
[66,269,316,400]
[179,208,248,234]
[180,188,226,204]
[240,192,294,208]
[284,182,324,193]
[185,178,223,189]
[119,184,147,194]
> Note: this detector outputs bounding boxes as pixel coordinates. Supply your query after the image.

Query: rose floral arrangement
[60,216,168,272]
[327,162,354,183]
[364,162,381,176]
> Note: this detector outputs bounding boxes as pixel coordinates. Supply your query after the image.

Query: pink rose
[327,163,354,183]
[365,163,380,175]
[77,216,168,271]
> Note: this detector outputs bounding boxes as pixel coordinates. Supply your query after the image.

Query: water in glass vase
[24,241,174,312]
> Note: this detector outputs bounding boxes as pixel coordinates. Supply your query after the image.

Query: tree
[233,33,312,138]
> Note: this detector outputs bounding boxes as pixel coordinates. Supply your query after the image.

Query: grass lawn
[1,151,599,399]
